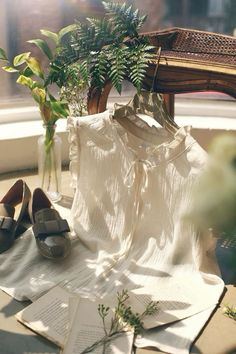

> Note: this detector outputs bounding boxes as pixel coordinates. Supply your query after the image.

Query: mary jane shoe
[0,179,31,253]
[29,188,71,260]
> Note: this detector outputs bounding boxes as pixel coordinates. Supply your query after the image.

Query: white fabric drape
[0,109,224,353]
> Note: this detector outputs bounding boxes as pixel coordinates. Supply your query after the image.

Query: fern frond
[129,43,155,92]
[79,60,89,83]
[86,17,114,48]
[66,61,89,86]
[92,51,109,88]
[45,62,67,88]
[102,1,147,38]
[73,23,97,57]
[108,46,129,94]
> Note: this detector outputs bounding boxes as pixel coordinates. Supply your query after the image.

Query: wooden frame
[87,28,236,117]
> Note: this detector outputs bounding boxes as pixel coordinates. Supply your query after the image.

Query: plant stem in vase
[38,124,62,202]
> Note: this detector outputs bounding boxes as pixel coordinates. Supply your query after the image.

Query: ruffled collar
[108,110,194,164]
[71,108,195,164]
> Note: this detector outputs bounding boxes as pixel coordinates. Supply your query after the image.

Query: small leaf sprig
[0,26,76,124]
[111,289,159,335]
[223,304,236,321]
[81,289,159,354]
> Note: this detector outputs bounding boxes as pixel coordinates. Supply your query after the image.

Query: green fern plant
[49,1,155,104]
[0,2,155,117]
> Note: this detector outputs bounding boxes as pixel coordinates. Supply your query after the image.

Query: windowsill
[0,119,69,175]
[0,98,236,174]
[0,119,67,140]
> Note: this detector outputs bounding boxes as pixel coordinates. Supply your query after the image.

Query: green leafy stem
[81,289,159,354]
[41,125,59,193]
[223,304,236,321]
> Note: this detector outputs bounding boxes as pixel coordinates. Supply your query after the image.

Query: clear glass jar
[38,124,62,202]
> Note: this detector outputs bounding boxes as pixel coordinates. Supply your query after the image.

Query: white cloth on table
[0,109,224,354]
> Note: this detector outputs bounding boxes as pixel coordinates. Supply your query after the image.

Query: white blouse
[69,109,218,279]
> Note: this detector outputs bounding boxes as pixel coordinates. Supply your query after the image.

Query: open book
[16,286,134,353]
[15,286,73,348]
[15,274,223,351]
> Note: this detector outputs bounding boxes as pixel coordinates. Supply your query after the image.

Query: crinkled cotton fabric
[68,110,224,353]
[0,109,224,354]
[69,109,221,278]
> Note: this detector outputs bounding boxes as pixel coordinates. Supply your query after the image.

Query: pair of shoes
[0,180,71,260]
[0,179,31,253]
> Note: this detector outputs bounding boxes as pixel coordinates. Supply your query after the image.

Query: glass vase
[38,124,62,202]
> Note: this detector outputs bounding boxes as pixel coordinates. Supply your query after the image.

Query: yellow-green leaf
[27,39,53,60]
[22,66,34,77]
[48,92,56,101]
[16,75,34,88]
[0,48,8,61]
[31,81,44,89]
[2,66,19,73]
[26,57,44,78]
[32,87,46,104]
[40,29,59,45]
[40,102,52,123]
[13,52,31,66]
[50,100,69,118]
[58,24,78,42]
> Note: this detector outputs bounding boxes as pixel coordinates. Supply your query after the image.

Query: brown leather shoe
[0,179,31,253]
[29,188,71,260]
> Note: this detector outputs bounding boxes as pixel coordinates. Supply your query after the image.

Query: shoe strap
[0,216,16,231]
[0,203,16,232]
[0,203,15,218]
[33,219,70,239]
[34,208,60,222]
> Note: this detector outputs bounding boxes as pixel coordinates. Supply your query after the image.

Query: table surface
[0,170,235,354]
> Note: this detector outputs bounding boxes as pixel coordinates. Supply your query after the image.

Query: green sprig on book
[223,304,236,321]
[81,289,159,354]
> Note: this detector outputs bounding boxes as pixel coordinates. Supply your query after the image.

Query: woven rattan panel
[161,50,236,66]
[145,28,236,67]
[173,30,235,56]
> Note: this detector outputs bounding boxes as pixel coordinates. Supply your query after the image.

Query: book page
[62,298,134,354]
[16,286,76,347]
[128,273,223,329]
[135,305,216,352]
[68,296,80,324]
